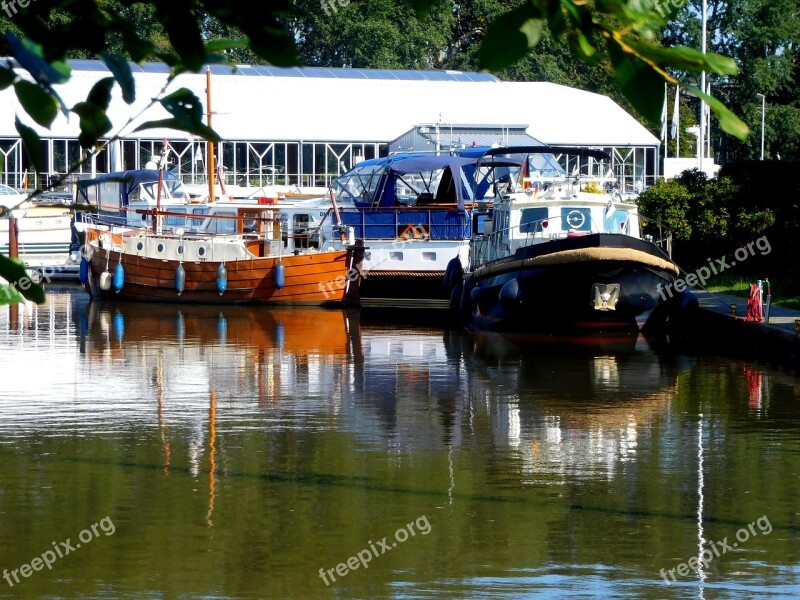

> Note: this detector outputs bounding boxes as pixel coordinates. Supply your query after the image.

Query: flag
[660,84,668,141]
[520,155,530,189]
[670,85,680,139]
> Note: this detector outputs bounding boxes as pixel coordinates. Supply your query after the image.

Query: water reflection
[0,288,798,599]
[47,297,689,486]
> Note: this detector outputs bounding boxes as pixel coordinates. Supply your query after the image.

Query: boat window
[241,211,261,234]
[520,207,548,233]
[293,213,310,248]
[165,207,187,227]
[332,163,385,204]
[164,179,187,200]
[605,209,629,234]
[98,181,121,212]
[208,212,237,234]
[190,207,210,227]
[561,207,592,231]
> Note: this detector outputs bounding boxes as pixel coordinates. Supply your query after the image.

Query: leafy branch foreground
[0,0,751,303]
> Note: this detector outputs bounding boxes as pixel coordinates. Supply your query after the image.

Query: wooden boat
[81,203,363,306]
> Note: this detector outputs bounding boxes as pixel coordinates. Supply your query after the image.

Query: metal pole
[760,94,765,160]
[699,0,707,172]
[7,215,18,329]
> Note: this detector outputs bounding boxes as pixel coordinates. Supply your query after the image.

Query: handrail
[470,212,634,268]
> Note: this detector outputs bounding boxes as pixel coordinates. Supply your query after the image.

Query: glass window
[520,207,548,233]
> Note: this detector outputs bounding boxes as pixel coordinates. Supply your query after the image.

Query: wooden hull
[86,246,360,306]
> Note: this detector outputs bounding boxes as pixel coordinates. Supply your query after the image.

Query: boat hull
[457,234,681,332]
[0,208,77,278]
[85,246,359,306]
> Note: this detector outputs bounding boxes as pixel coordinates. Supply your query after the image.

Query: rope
[365,270,443,277]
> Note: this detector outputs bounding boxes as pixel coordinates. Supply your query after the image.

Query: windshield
[331,163,386,204]
[135,179,188,202]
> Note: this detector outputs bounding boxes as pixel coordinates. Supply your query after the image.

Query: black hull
[456,234,682,333]
[359,272,450,308]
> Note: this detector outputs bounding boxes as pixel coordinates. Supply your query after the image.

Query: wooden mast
[206,67,216,203]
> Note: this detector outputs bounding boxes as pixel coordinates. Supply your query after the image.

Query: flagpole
[707,81,712,159]
[662,82,668,177]
[699,0,707,172]
[672,85,680,159]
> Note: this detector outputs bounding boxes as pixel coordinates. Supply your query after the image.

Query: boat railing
[469,211,632,269]
[336,206,471,241]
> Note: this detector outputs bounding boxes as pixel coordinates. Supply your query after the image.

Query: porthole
[177,245,184,255]
[156,243,164,253]
[136,242,144,251]
[198,247,206,257]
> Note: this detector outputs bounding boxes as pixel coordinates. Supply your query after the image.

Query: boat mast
[206,67,216,203]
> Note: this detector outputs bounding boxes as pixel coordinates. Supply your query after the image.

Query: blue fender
[112,262,124,292]
[443,257,463,290]
[175,264,186,296]
[217,263,227,295]
[275,260,285,290]
[79,257,89,284]
[499,278,522,306]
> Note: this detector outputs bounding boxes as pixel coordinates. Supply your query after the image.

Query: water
[0,286,798,598]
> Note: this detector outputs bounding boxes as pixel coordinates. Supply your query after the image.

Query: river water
[0,286,798,598]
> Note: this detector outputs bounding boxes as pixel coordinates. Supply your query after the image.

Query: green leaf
[87,77,115,111]
[0,67,16,90]
[101,52,135,104]
[248,32,298,67]
[133,118,221,142]
[15,118,44,173]
[4,33,71,87]
[72,102,113,149]
[162,10,206,72]
[205,38,249,55]
[625,42,740,75]
[479,5,545,72]
[606,38,666,126]
[0,254,45,304]
[686,84,750,141]
[160,88,204,123]
[14,80,58,128]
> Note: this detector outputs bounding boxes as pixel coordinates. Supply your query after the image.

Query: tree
[0,0,750,302]
[662,0,800,161]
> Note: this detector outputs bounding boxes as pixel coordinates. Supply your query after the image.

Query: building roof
[389,124,543,151]
[0,61,659,147]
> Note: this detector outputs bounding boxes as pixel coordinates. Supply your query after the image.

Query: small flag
[660,84,668,141]
[671,86,680,139]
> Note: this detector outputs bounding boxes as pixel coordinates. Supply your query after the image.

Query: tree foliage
[662,0,800,161]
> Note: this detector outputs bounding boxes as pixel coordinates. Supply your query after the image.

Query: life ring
[399,224,427,240]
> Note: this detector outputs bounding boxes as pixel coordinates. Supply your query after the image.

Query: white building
[0,61,660,192]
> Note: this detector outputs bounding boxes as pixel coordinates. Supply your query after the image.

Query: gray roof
[65,60,501,82]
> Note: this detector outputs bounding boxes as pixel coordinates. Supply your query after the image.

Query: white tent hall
[0,61,659,192]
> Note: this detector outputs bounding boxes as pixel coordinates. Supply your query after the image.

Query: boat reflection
[71,301,695,482]
[458,331,694,481]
